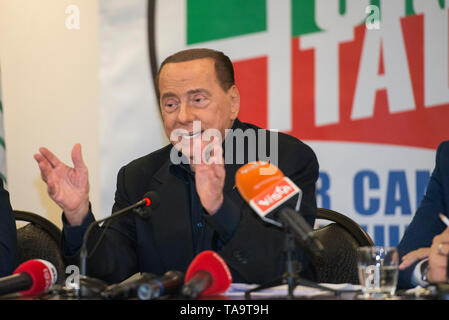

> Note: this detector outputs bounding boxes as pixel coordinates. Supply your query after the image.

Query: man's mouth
[181,130,203,140]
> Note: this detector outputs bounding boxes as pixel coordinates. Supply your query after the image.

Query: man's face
[158,58,240,161]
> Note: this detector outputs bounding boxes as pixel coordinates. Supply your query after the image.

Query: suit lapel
[223,119,250,201]
[149,160,194,271]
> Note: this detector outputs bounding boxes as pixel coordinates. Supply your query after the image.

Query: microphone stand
[244,226,339,300]
[78,199,152,298]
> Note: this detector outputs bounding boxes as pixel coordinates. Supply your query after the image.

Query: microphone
[137,270,184,300]
[277,207,324,258]
[0,259,57,297]
[181,250,232,299]
[132,191,161,220]
[101,272,156,299]
[235,161,324,260]
[79,191,160,297]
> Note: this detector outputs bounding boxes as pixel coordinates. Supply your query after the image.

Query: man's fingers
[212,161,226,180]
[206,141,223,164]
[434,242,449,256]
[413,248,430,259]
[71,143,86,169]
[34,153,53,183]
[399,248,430,270]
[192,139,202,165]
[38,147,62,168]
[432,231,449,255]
[47,180,58,198]
[399,254,417,269]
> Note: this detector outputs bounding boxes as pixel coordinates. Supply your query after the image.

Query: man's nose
[177,103,195,124]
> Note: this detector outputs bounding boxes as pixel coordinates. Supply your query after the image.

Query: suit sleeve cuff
[203,195,241,243]
[62,209,96,255]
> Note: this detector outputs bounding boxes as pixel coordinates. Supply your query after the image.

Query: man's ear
[228,85,240,120]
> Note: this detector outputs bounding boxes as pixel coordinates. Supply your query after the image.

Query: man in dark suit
[0,179,17,277]
[34,48,319,284]
[398,140,449,288]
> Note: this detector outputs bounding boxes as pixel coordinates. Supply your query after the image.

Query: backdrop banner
[0,67,7,185]
[100,0,449,246]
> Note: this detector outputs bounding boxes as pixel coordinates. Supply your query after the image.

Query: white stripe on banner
[98,0,166,218]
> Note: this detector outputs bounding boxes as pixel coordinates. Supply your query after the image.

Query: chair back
[15,210,66,284]
[314,208,374,284]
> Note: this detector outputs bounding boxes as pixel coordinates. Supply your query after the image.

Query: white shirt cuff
[411,258,429,287]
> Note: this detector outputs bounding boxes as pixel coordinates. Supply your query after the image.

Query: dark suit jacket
[62,119,319,284]
[0,179,17,277]
[397,140,449,289]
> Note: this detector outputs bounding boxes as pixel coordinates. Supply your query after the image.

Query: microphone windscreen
[235,161,283,202]
[142,191,160,210]
[235,161,301,226]
[14,259,57,296]
[185,251,232,296]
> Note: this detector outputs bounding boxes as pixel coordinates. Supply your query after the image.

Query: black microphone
[278,207,324,259]
[137,271,184,300]
[132,191,160,220]
[78,191,160,297]
[101,272,156,300]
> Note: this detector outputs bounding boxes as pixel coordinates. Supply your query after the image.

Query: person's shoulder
[277,133,317,172]
[239,120,318,168]
[436,140,449,171]
[240,119,306,145]
[120,144,172,176]
[437,140,449,155]
[241,120,315,154]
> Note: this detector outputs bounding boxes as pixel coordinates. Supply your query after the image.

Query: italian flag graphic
[154,0,449,149]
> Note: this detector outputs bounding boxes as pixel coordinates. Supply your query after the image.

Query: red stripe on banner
[378,41,385,76]
[289,15,449,150]
[232,14,449,149]
[234,57,268,129]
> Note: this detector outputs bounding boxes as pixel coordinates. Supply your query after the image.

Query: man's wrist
[63,200,90,226]
[61,209,95,256]
[203,195,241,243]
[203,195,224,216]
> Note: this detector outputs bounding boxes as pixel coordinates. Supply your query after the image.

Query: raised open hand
[191,141,225,215]
[34,143,90,226]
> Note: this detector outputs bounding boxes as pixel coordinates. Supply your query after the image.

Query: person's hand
[398,248,430,270]
[427,227,449,283]
[191,142,225,215]
[34,144,90,226]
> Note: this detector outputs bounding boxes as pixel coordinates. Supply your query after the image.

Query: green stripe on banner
[338,0,419,18]
[0,137,5,150]
[185,0,442,41]
[291,0,436,37]
[186,0,267,45]
[291,0,321,37]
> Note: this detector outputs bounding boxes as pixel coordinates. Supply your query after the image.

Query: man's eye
[192,96,207,105]
[164,101,178,111]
